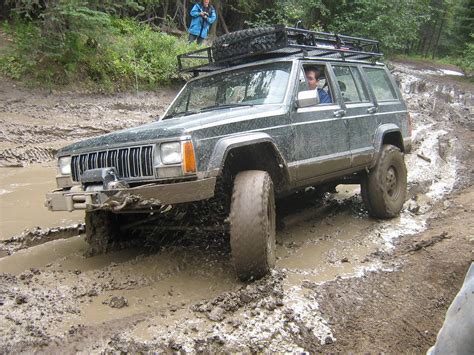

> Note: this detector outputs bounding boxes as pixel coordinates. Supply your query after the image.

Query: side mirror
[296,90,320,108]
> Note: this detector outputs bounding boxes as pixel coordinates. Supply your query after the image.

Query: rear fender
[372,124,404,166]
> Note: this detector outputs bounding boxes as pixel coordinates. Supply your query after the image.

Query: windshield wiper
[163,110,199,120]
[199,103,255,113]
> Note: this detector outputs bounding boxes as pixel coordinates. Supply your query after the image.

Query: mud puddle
[0,184,433,352]
[0,164,83,239]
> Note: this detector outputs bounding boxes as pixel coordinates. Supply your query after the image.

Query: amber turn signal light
[183,141,197,174]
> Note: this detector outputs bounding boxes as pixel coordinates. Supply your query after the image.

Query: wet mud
[0,78,178,167]
[0,165,83,239]
[0,61,473,352]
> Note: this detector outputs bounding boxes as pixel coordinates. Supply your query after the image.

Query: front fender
[206,132,287,177]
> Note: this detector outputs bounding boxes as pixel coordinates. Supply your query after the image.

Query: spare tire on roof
[212,26,286,62]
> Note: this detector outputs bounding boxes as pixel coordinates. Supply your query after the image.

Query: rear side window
[332,66,369,103]
[364,67,398,101]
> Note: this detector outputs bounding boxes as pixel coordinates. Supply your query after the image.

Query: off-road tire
[229,170,276,281]
[85,210,121,255]
[361,145,407,219]
[360,175,374,215]
[212,26,286,61]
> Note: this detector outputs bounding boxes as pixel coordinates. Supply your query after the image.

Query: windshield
[165,62,292,118]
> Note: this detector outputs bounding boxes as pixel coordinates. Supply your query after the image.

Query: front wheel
[361,145,407,219]
[85,210,122,255]
[229,170,276,281]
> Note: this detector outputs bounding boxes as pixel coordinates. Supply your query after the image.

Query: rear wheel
[361,145,407,218]
[229,170,276,281]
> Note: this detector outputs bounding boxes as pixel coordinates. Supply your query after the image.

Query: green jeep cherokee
[45,27,412,281]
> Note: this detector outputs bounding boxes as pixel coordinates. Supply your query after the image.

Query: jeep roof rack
[178,26,383,74]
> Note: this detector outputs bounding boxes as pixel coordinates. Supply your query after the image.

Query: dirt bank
[0,60,473,353]
[0,79,178,167]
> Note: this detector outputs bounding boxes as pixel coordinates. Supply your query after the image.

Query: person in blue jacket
[188,0,217,45]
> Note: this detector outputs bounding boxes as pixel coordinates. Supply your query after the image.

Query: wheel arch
[207,133,290,194]
[374,124,405,153]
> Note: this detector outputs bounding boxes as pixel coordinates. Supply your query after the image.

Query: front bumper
[45,177,217,212]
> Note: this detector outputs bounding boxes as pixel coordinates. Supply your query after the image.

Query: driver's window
[299,65,333,105]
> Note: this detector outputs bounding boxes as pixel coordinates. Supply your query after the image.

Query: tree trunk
[162,0,169,22]
[215,1,229,34]
[432,13,446,59]
[182,0,187,31]
[424,18,439,57]
[204,0,218,40]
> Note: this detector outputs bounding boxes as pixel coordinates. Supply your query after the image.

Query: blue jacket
[318,88,332,104]
[188,3,217,39]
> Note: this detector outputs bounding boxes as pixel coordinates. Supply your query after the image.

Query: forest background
[0,0,472,90]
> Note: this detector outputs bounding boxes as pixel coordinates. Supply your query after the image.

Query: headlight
[58,156,71,175]
[161,142,182,165]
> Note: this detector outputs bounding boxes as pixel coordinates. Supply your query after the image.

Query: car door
[361,65,406,132]
[289,62,351,184]
[331,64,377,167]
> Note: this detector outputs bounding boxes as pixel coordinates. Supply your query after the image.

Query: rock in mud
[15,294,28,305]
[103,296,128,309]
[208,306,225,321]
[407,199,421,214]
[87,289,98,297]
[227,318,242,328]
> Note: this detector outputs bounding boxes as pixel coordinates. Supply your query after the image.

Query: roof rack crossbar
[178,26,383,73]
[286,44,382,59]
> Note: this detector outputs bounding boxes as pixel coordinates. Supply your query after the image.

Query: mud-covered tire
[361,145,407,219]
[230,170,276,281]
[212,26,285,61]
[85,210,121,255]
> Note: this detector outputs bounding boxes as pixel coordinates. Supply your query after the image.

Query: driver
[305,67,332,104]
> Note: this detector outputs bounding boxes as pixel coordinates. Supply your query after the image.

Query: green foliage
[0,20,40,80]
[329,0,430,52]
[89,19,196,88]
[455,40,474,75]
[1,0,472,89]
[245,0,325,29]
[0,14,197,90]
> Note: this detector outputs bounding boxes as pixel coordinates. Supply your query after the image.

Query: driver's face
[203,0,210,6]
[306,72,318,90]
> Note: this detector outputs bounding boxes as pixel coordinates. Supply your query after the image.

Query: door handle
[367,106,378,114]
[334,109,346,118]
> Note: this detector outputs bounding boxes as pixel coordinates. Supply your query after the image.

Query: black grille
[71,145,154,182]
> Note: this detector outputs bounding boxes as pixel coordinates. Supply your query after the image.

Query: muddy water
[0,181,454,352]
[0,184,395,342]
[0,164,83,239]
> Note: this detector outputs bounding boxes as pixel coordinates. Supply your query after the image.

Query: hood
[58,104,286,156]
